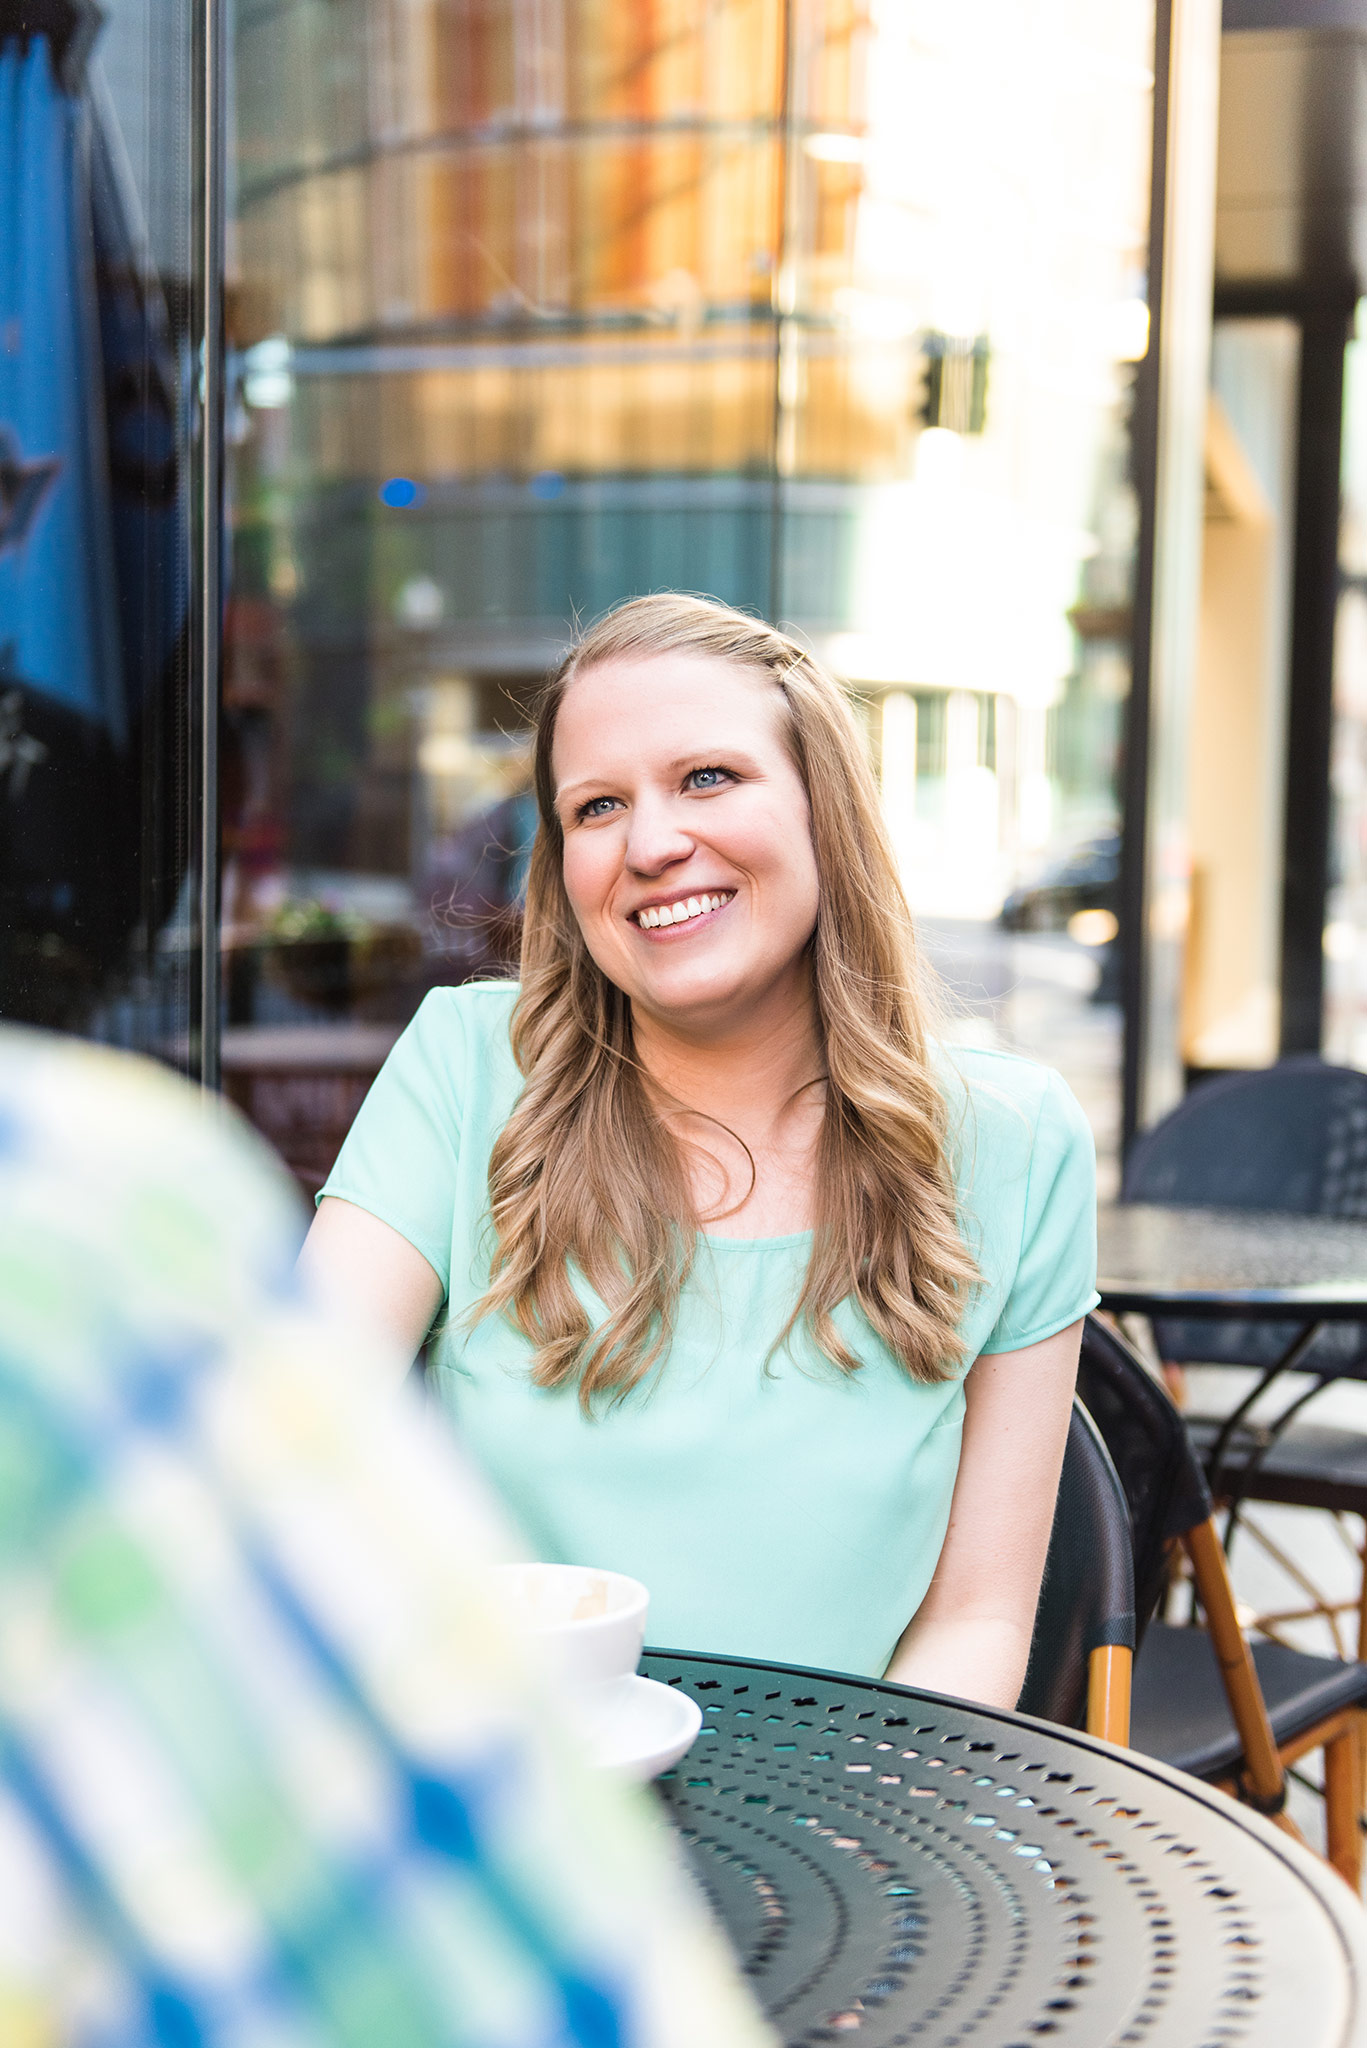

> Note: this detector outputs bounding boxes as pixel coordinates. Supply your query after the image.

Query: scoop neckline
[701,1228,814,1251]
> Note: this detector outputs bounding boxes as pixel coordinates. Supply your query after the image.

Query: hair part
[470,592,978,1407]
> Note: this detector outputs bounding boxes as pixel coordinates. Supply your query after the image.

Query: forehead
[552,651,783,782]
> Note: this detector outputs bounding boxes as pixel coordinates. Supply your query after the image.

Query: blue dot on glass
[379,476,423,508]
[530,469,565,501]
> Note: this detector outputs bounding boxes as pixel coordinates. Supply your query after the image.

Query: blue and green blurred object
[0,1028,771,2048]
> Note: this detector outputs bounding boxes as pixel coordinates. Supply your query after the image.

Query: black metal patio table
[1096,1204,1367,1513]
[643,1648,1367,2048]
[1097,1204,1367,1325]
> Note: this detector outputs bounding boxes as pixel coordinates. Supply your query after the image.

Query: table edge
[1097,1284,1367,1320]
[643,1643,1367,2020]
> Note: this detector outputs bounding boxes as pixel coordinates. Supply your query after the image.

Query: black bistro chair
[1078,1315,1367,1887]
[1017,1399,1135,1745]
[1123,1057,1367,1656]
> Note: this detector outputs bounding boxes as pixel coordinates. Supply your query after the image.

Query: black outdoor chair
[1017,1398,1135,1744]
[1122,1057,1367,1654]
[1078,1314,1367,1886]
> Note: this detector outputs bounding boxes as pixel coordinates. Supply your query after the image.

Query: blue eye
[576,795,620,821]
[688,766,731,791]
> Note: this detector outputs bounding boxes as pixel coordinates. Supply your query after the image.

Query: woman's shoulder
[376,980,522,1117]
[933,1036,1060,1113]
[405,978,520,1049]
[931,1039,1093,1172]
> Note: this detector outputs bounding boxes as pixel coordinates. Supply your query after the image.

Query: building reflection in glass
[226,0,1154,1185]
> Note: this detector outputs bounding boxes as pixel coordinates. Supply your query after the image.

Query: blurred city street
[920,919,1123,1197]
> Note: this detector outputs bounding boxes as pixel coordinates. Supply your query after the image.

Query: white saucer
[581,1674,703,1780]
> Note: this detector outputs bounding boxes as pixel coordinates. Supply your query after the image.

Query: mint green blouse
[321,981,1098,1677]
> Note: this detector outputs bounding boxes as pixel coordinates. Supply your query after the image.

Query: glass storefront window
[2,0,207,1067]
[225,0,1154,1189]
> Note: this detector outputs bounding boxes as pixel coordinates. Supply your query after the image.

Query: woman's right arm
[298,1196,445,1382]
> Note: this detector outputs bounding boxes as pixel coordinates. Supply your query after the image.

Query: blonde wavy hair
[471,593,977,1406]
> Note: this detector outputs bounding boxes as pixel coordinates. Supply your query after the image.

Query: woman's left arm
[882,1320,1082,1709]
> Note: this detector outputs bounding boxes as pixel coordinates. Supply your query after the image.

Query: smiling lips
[633,890,735,931]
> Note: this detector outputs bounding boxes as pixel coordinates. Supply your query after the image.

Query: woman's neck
[629,973,827,1235]
[629,978,824,1137]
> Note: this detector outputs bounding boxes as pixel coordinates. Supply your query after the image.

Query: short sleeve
[318,990,464,1293]
[978,1069,1098,1355]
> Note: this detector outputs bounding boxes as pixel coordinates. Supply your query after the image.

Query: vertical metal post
[1121,0,1219,1147]
[1120,0,1172,1157]
[769,0,799,626]
[1278,304,1350,1056]
[197,0,225,1088]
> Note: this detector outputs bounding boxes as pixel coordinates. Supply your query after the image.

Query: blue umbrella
[0,10,125,743]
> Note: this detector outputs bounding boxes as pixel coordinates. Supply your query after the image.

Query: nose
[624,791,695,878]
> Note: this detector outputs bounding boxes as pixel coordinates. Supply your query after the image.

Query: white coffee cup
[492,1562,649,1708]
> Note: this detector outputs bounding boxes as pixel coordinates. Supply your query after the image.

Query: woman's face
[551,652,821,1038]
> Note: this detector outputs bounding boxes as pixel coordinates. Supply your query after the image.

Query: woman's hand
[297,1196,445,1382]
[882,1320,1082,1710]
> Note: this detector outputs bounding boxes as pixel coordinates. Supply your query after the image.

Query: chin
[635,967,755,1020]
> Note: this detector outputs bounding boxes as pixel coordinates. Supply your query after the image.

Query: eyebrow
[555,749,765,806]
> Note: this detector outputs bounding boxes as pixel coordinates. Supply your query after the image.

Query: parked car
[999,832,1121,933]
[999,832,1121,1004]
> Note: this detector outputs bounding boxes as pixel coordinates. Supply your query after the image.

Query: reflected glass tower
[225,0,1155,1179]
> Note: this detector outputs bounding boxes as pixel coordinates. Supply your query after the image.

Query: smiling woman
[299,594,1098,1707]
[552,652,822,1070]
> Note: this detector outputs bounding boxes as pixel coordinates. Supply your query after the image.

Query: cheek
[777,818,820,940]
[789,848,821,943]
[742,793,818,907]
[561,837,617,924]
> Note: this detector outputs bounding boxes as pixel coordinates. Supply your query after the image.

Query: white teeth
[636,891,732,929]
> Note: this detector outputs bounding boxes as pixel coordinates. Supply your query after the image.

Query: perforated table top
[644,1650,1367,2048]
[1097,1204,1367,1319]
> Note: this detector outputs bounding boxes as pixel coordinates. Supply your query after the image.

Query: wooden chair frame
[1180,1518,1363,1886]
[1085,1316,1364,1885]
[1081,1516,1363,1884]
[1085,1644,1132,1747]
[1158,1347,1367,1668]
